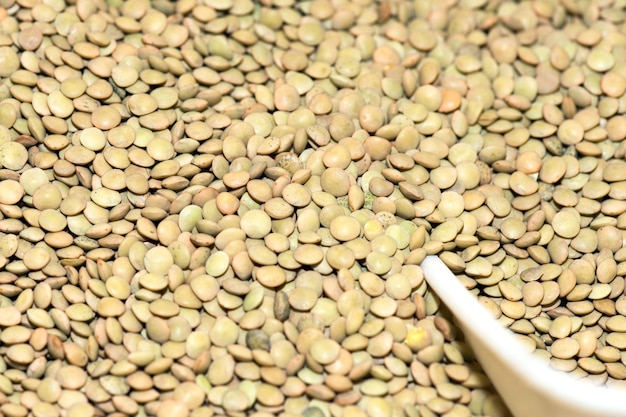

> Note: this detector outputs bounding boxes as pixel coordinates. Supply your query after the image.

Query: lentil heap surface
[0,0,626,416]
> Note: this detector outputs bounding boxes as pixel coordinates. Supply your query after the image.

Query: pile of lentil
[1,0,626,415]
